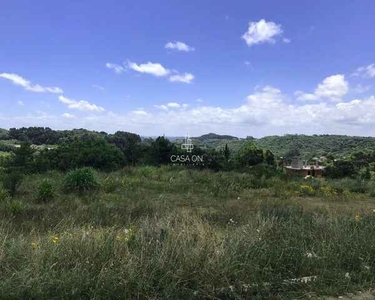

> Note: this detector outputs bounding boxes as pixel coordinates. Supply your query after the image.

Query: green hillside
[0,128,8,140]
[190,133,375,158]
[256,134,375,158]
[2,127,375,159]
[194,133,239,141]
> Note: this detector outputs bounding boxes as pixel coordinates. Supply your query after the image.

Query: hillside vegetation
[256,134,375,158]
[1,127,375,298]
[2,127,375,159]
[192,134,375,158]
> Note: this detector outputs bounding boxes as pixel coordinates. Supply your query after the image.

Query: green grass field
[1,167,375,299]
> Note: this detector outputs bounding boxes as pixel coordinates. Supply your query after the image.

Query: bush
[38,179,54,202]
[368,181,375,198]
[102,177,121,193]
[2,168,23,197]
[331,178,368,194]
[0,187,9,202]
[318,186,338,199]
[299,184,315,196]
[63,168,98,193]
[8,200,24,213]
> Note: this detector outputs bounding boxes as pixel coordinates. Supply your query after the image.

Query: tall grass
[0,166,375,298]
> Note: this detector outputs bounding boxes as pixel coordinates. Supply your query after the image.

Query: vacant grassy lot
[1,166,375,299]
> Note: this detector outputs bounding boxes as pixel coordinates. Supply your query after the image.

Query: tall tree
[222,143,231,162]
[107,131,142,165]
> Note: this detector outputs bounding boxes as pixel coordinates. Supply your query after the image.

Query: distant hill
[255,134,375,158]
[0,128,8,140]
[2,127,375,159]
[183,133,243,152]
[194,133,239,141]
[187,133,375,158]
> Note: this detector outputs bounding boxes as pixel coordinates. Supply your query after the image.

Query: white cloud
[4,89,375,137]
[296,74,349,101]
[167,102,181,108]
[127,61,194,83]
[154,104,169,111]
[0,73,63,94]
[127,61,170,77]
[17,100,24,106]
[294,91,319,101]
[131,110,149,116]
[105,63,125,74]
[283,38,291,43]
[169,73,194,84]
[165,41,195,52]
[92,84,105,91]
[58,95,105,112]
[154,102,189,111]
[353,63,375,78]
[62,113,75,119]
[242,19,283,47]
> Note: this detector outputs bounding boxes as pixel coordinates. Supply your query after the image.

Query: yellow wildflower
[51,235,59,244]
[299,185,315,196]
[31,242,38,250]
[355,215,361,222]
[116,235,121,241]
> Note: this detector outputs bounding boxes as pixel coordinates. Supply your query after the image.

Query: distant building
[284,157,325,178]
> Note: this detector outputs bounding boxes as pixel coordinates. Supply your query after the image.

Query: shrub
[332,178,368,194]
[369,181,375,198]
[2,168,23,197]
[235,141,264,168]
[38,179,54,202]
[8,200,24,213]
[319,186,338,198]
[102,177,121,193]
[63,168,98,193]
[299,184,315,196]
[0,187,9,202]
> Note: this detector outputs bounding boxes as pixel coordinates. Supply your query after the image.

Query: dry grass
[1,166,375,299]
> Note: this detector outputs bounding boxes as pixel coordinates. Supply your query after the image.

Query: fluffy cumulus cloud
[58,96,105,112]
[125,61,194,84]
[3,87,375,137]
[0,73,63,94]
[165,41,195,52]
[154,102,189,111]
[169,73,194,83]
[131,110,149,116]
[127,61,170,77]
[295,74,349,101]
[62,113,75,119]
[353,63,375,79]
[242,19,284,47]
[105,63,125,74]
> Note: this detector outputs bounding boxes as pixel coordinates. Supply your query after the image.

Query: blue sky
[1,0,375,137]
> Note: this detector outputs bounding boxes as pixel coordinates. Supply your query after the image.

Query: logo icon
[181,134,194,153]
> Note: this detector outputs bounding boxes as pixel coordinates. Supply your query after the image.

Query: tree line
[0,130,276,175]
